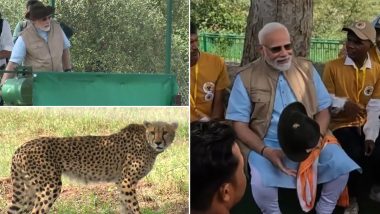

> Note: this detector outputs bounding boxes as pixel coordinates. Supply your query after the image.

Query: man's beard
[266,56,292,71]
[38,25,51,32]
[190,49,199,59]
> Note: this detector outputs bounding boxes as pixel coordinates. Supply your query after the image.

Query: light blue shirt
[225,67,360,188]
[226,67,331,124]
[10,28,71,65]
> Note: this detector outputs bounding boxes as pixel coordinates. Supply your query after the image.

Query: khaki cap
[342,21,376,44]
[25,1,54,21]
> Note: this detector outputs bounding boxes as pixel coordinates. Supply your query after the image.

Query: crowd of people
[191,17,380,214]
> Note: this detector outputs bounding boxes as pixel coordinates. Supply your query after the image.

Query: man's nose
[278,47,290,56]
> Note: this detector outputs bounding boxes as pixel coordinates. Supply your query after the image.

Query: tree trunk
[241,0,313,66]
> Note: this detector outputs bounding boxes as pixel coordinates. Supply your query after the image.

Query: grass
[0,107,189,214]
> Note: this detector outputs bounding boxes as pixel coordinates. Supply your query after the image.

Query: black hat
[25,1,54,21]
[278,102,320,162]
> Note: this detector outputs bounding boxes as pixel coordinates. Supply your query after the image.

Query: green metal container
[2,77,33,105]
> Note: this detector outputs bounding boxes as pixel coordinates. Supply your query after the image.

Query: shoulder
[51,20,62,30]
[52,19,60,25]
[119,123,145,134]
[200,52,224,63]
[294,56,312,63]
[237,58,262,76]
[369,47,378,60]
[370,60,380,77]
[293,56,313,70]
[324,57,344,67]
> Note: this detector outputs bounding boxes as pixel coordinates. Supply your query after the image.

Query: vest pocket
[250,90,270,121]
[249,90,271,138]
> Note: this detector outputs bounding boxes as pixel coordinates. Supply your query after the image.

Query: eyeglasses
[263,43,292,54]
[41,15,52,21]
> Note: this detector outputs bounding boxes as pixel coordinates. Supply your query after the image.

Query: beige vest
[239,57,318,139]
[21,21,64,72]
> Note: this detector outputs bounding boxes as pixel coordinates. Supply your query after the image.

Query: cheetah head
[143,121,178,152]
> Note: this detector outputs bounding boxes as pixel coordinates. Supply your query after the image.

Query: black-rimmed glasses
[263,43,292,54]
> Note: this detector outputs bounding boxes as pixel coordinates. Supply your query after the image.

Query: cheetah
[7,121,178,214]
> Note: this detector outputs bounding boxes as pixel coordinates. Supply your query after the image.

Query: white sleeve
[363,99,380,141]
[329,93,347,114]
[0,20,14,51]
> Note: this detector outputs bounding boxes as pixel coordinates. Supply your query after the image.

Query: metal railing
[199,33,343,63]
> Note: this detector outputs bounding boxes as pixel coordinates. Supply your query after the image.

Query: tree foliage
[190,0,249,33]
[241,0,313,65]
[313,0,380,39]
[0,0,189,104]
[191,0,380,40]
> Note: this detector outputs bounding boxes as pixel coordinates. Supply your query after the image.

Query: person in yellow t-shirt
[190,22,230,122]
[340,17,380,64]
[323,21,380,213]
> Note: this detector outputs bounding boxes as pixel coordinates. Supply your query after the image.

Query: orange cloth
[297,135,349,212]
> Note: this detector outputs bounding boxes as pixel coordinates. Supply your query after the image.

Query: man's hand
[364,140,375,156]
[263,148,297,177]
[343,100,365,119]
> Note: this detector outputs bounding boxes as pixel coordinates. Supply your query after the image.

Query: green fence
[199,33,343,63]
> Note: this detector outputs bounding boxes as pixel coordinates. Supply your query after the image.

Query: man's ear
[258,45,265,56]
[258,45,264,52]
[218,183,232,202]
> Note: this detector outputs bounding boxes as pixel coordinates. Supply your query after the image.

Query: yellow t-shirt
[323,57,380,130]
[190,52,230,122]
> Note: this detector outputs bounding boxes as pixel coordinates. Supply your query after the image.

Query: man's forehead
[262,28,290,43]
[264,36,290,46]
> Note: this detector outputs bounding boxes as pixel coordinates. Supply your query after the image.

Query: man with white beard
[2,1,71,84]
[226,22,355,213]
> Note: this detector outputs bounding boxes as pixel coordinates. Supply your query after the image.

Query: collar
[344,53,372,70]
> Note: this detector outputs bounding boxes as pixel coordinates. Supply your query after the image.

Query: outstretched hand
[263,148,297,177]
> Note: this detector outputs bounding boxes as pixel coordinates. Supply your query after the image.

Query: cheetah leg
[116,179,140,214]
[7,165,34,214]
[20,178,36,213]
[31,177,62,214]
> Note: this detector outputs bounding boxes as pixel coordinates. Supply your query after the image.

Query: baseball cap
[342,21,376,44]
